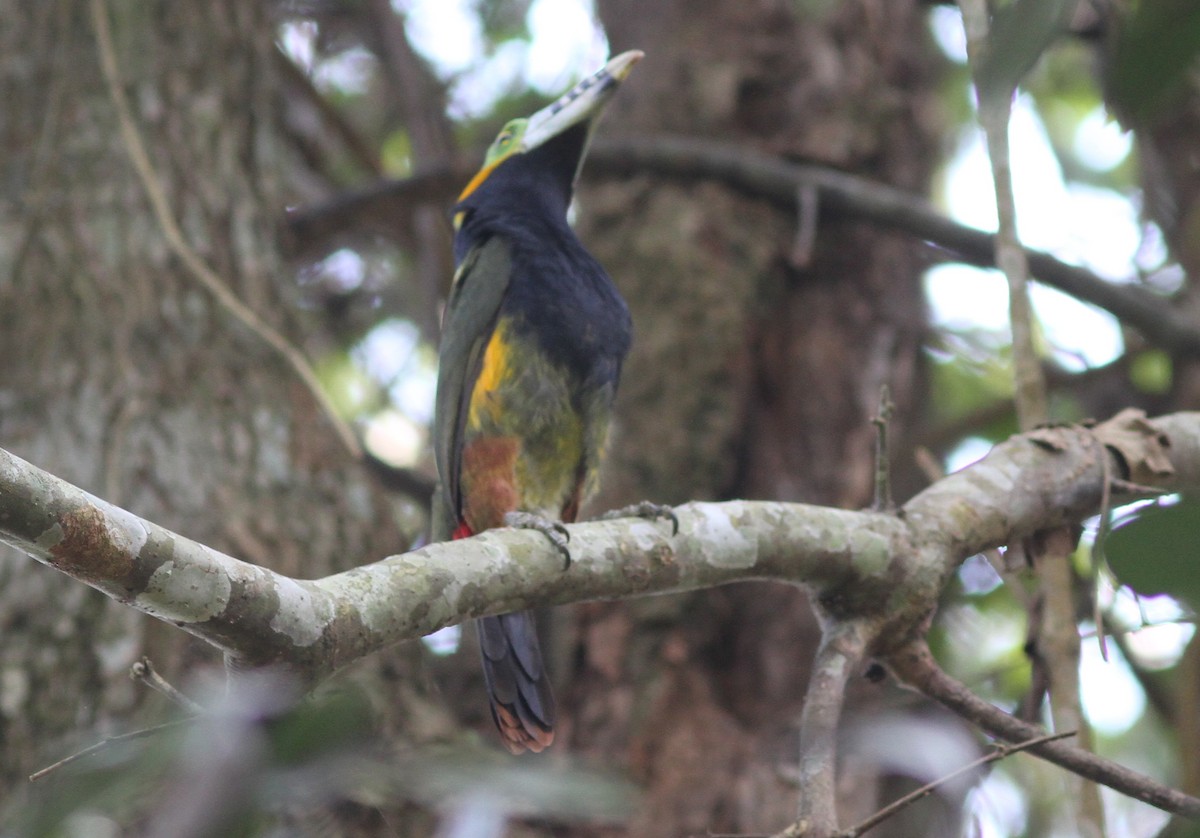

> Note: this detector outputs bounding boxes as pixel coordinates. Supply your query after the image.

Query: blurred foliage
[1130,349,1173,395]
[380,128,414,176]
[973,0,1075,106]
[1107,495,1200,608]
[1106,0,1200,127]
[474,0,531,46]
[927,334,1019,441]
[316,348,380,417]
[1027,42,1140,192]
[6,672,634,837]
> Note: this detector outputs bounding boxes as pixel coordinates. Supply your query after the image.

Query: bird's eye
[496,132,513,147]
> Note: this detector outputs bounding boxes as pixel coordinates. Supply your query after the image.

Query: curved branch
[888,640,1200,819]
[0,412,1196,679]
[0,443,904,681]
[587,135,1200,355]
[284,135,1200,354]
[0,411,1191,674]
[3,412,1200,820]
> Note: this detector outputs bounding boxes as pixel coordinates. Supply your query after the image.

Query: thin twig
[1092,437,1114,661]
[958,2,1100,829]
[958,0,1047,430]
[872,384,895,512]
[790,183,820,268]
[29,718,192,782]
[88,0,362,461]
[889,640,1200,818]
[1109,479,1170,495]
[837,730,1077,838]
[130,657,204,714]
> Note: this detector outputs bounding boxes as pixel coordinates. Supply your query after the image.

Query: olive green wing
[432,235,514,538]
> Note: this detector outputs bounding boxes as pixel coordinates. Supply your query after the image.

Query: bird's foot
[597,501,679,536]
[504,511,572,569]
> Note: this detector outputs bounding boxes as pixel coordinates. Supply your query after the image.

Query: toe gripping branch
[504,510,573,568]
[598,501,680,537]
[503,502,679,570]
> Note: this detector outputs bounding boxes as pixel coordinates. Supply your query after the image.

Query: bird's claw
[504,511,572,569]
[598,501,679,536]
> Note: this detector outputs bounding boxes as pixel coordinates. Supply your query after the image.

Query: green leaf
[473,0,531,45]
[1130,349,1173,395]
[267,687,375,765]
[1106,495,1200,607]
[975,0,1076,104]
[316,350,377,417]
[1107,0,1200,126]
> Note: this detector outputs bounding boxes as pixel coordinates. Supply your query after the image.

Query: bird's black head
[451,51,642,239]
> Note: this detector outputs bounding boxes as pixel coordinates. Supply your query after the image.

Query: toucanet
[433,51,643,753]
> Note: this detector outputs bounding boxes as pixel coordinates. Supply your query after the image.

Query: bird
[432,51,643,754]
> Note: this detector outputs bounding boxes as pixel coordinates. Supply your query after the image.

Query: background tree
[2,0,1200,836]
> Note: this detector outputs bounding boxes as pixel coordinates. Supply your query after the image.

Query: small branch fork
[834,730,1077,838]
[131,657,203,715]
[31,658,198,782]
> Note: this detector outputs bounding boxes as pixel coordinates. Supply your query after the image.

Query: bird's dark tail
[453,521,555,753]
[476,611,556,753]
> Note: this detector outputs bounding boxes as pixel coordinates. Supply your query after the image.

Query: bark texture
[0,0,426,824]
[2,1,948,834]
[554,1,946,833]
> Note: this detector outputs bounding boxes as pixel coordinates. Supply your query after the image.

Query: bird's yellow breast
[461,317,592,525]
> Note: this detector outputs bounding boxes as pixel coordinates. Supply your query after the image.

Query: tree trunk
[3,1,956,834]
[561,1,948,833]
[0,1,431,827]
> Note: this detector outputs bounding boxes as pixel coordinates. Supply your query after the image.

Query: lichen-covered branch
[0,411,1195,685]
[3,410,1200,823]
[790,621,870,835]
[0,444,903,683]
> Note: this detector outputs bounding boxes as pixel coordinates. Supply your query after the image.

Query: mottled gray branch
[3,410,1200,820]
[1,411,1198,684]
[0,444,902,681]
[792,621,871,835]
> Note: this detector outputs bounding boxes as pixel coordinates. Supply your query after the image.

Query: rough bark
[547,1,947,833]
[0,0,424,825]
[7,399,1200,826]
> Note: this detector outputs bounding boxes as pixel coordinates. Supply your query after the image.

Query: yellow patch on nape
[456,159,502,203]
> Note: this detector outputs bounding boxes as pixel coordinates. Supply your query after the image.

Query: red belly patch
[460,436,520,532]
